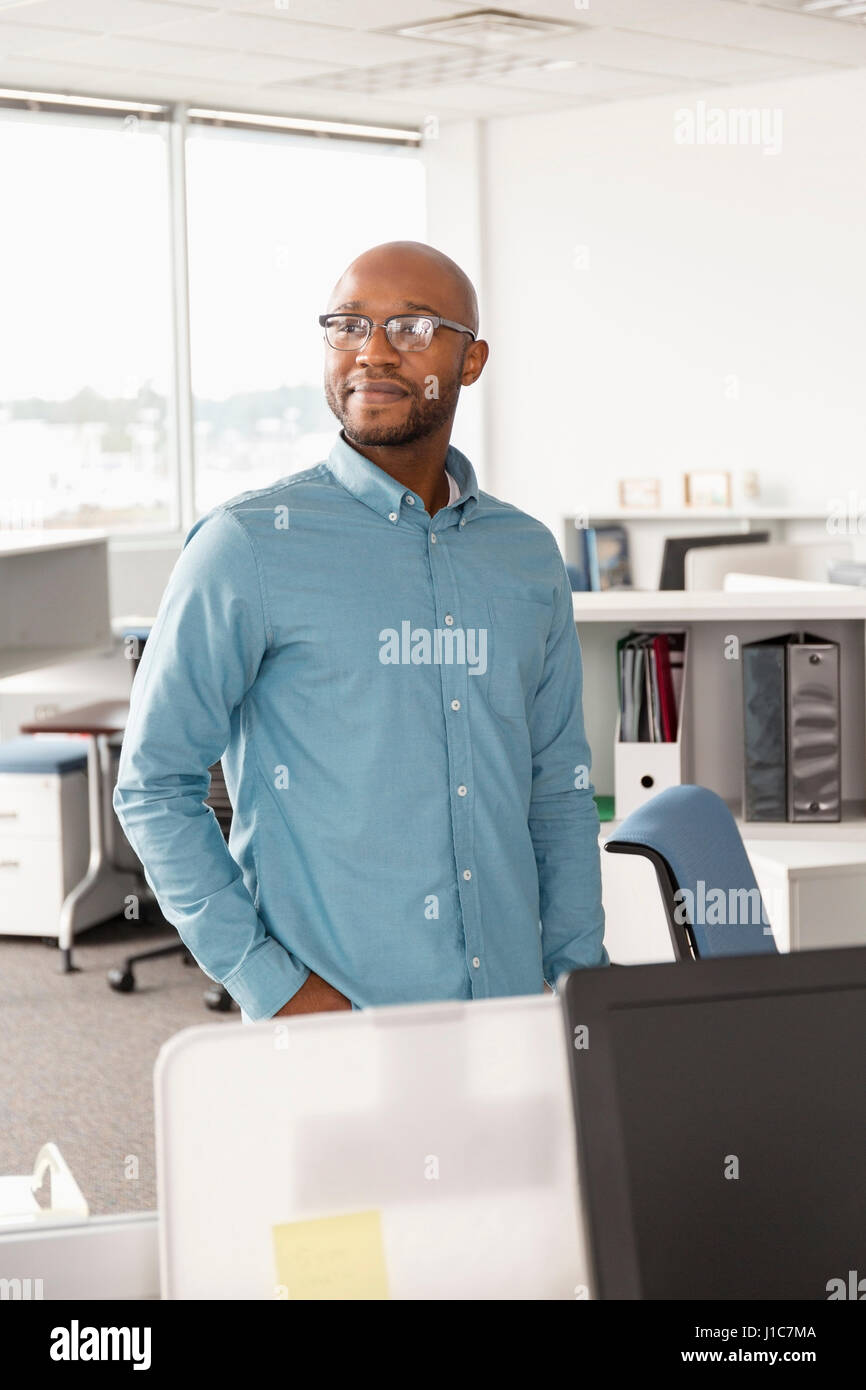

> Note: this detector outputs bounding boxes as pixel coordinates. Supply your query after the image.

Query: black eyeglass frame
[318,312,477,350]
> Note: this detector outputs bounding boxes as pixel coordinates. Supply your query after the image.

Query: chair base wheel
[108,967,136,993]
[204,986,233,1012]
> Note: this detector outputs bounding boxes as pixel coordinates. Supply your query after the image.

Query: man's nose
[356,323,402,367]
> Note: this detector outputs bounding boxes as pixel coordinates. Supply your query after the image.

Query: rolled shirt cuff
[224,935,310,1021]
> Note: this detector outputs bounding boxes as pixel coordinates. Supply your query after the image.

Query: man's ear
[461,338,489,387]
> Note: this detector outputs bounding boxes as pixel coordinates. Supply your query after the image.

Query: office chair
[603,785,778,960]
[107,629,233,1011]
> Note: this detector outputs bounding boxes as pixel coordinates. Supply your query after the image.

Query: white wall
[423,118,489,486]
[482,69,866,543]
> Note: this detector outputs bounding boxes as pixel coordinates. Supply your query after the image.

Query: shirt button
[459,518,466,528]
[457,784,468,797]
[388,512,398,522]
[451,699,460,711]
[463,869,472,880]
[431,534,437,544]
[444,614,454,626]
[405,495,415,505]
[472,957,481,969]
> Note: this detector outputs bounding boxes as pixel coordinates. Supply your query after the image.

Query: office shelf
[582,507,830,522]
[575,589,866,843]
[573,588,866,624]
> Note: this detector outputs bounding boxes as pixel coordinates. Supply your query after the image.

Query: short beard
[325,371,461,448]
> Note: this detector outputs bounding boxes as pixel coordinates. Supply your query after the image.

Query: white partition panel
[155,995,590,1301]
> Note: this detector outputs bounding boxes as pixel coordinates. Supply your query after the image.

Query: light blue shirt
[113,433,607,1021]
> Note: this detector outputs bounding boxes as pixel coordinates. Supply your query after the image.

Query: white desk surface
[573,588,866,623]
[746,840,866,872]
[0,529,108,556]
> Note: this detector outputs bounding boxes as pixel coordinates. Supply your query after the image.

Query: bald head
[328,240,479,336]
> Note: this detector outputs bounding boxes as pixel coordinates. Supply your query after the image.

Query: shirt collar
[326,431,480,523]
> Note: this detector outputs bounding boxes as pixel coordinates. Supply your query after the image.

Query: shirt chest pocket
[485,597,551,718]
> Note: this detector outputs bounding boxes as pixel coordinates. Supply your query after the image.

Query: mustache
[345,374,416,395]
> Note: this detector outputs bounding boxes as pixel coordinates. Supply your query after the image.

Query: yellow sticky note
[273,1210,389,1300]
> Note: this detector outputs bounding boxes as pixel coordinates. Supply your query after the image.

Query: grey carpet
[0,905,237,1217]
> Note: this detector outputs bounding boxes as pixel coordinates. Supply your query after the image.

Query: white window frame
[0,93,422,546]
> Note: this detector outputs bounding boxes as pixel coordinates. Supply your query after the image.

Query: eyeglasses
[318,312,476,352]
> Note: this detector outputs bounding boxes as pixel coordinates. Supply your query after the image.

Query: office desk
[0,1213,159,1300]
[0,531,112,679]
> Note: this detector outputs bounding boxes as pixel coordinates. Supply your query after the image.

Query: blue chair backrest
[606,785,777,958]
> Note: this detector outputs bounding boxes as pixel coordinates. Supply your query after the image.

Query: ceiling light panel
[390,8,585,46]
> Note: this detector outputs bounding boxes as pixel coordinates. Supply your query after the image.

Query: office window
[185,126,426,513]
[0,110,176,532]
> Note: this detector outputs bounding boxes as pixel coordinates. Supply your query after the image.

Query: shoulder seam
[219,508,274,650]
[221,462,332,513]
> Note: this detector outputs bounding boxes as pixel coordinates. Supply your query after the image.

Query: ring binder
[742,632,841,823]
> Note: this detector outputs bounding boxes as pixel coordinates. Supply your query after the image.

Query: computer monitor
[659,531,770,590]
[560,946,866,1300]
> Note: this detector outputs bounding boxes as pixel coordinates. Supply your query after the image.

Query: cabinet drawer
[0,837,65,935]
[0,772,83,840]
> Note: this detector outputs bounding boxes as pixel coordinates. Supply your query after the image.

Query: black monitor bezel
[560,945,866,1300]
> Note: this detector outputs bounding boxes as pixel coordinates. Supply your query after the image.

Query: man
[114,240,607,1022]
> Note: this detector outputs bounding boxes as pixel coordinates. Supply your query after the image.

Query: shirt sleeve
[528,547,609,985]
[112,507,311,1020]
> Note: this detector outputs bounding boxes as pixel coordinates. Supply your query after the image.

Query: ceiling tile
[482,63,691,99]
[0,52,426,122]
[120,8,434,60]
[0,22,93,54]
[0,0,213,32]
[225,0,482,27]
[127,13,461,66]
[506,0,866,63]
[344,77,566,115]
[11,33,319,80]
[526,25,846,80]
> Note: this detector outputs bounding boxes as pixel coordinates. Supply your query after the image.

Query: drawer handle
[0,860,21,868]
[0,811,18,819]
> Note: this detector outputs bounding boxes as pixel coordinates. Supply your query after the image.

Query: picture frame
[617,477,661,509]
[684,470,732,508]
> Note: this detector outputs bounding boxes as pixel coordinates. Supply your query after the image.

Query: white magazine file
[614,629,690,819]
